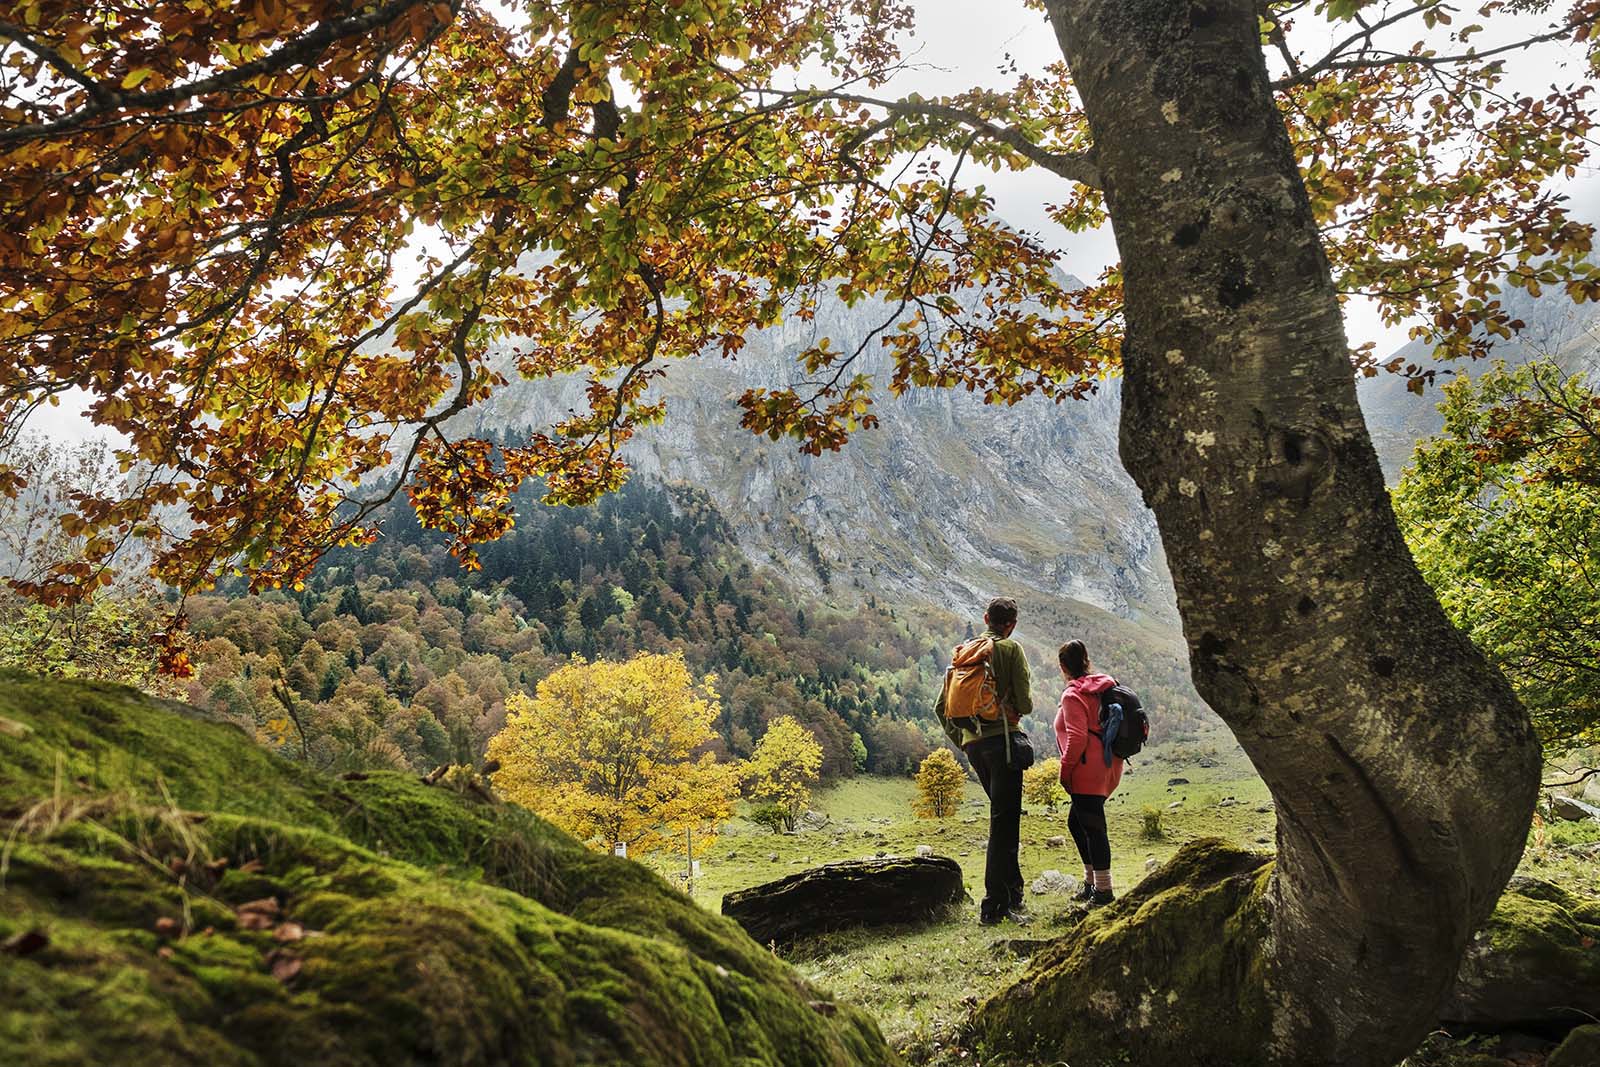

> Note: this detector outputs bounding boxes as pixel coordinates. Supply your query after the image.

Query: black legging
[1067,793,1111,870]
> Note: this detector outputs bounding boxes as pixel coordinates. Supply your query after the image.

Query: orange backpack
[943,637,1005,729]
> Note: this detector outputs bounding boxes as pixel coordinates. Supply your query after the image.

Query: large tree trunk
[1037,1,1543,1063]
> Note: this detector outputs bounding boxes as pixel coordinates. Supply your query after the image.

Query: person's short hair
[1059,640,1091,678]
[986,596,1018,631]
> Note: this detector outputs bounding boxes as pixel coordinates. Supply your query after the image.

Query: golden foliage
[5,0,1598,665]
[744,714,823,833]
[485,652,739,857]
[1023,757,1064,813]
[913,747,966,819]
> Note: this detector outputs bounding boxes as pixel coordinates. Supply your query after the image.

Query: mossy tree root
[971,842,1600,1067]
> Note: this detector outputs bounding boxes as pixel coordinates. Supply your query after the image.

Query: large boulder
[968,841,1600,1067]
[1548,1024,1600,1067]
[968,839,1274,1067]
[1439,876,1600,1030]
[0,674,894,1067]
[721,857,965,946]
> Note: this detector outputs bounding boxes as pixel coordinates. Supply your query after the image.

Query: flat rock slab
[1551,793,1600,822]
[722,856,965,946]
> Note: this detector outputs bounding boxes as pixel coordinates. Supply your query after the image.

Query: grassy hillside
[659,738,1599,1064]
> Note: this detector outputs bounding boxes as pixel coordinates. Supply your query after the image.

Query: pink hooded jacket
[1055,673,1123,797]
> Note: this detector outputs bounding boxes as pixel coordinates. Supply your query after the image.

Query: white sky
[26,0,1600,441]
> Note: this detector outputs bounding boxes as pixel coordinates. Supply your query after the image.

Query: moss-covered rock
[1547,1024,1600,1067]
[0,674,895,1066]
[967,837,1600,1067]
[968,838,1274,1067]
[1439,875,1600,1030]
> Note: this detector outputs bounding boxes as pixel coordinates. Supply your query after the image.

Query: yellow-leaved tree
[914,748,967,819]
[744,715,823,833]
[486,652,739,857]
[1023,758,1065,814]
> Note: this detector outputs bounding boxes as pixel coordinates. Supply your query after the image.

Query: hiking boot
[980,906,1031,927]
[1074,880,1095,902]
[1086,888,1116,908]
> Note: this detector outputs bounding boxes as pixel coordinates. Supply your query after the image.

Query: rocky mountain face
[463,277,1598,724]
[461,282,1201,719]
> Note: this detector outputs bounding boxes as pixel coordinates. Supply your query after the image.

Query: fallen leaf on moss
[237,898,281,931]
[267,951,302,982]
[273,923,305,943]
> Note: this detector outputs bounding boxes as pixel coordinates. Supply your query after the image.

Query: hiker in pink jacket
[1055,640,1123,907]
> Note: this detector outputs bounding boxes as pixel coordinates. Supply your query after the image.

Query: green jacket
[934,630,1033,748]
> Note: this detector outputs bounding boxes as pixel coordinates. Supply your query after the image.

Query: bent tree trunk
[1013,1,1542,1064]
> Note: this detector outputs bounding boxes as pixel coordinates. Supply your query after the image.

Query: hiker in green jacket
[934,596,1033,925]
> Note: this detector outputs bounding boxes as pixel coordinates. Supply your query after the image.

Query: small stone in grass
[2,929,48,956]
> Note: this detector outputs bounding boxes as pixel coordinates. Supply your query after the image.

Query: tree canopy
[1393,354,1600,753]
[744,713,824,831]
[3,0,1598,628]
[485,651,740,855]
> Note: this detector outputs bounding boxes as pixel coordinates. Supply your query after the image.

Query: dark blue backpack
[1095,682,1149,763]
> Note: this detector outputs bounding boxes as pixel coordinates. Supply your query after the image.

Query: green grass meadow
[632,735,1598,1063]
[639,733,1276,1059]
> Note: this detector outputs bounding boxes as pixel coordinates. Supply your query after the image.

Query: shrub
[750,803,789,835]
[1023,759,1065,812]
[1140,805,1165,840]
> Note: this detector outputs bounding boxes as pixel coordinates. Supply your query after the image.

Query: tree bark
[1039,1,1543,1063]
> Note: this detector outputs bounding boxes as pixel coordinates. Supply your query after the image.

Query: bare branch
[1275,10,1598,89]
[794,88,1102,189]
[1547,766,1600,789]
[0,21,118,110]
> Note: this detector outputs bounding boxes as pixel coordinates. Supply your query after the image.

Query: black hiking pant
[1067,793,1111,870]
[966,733,1024,919]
